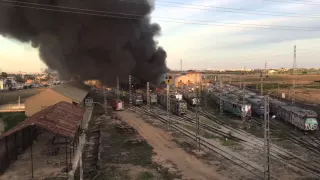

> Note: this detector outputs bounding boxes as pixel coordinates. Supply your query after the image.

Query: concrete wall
[25,89,73,117]
[174,73,202,86]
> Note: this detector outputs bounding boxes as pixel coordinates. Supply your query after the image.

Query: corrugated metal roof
[0,101,85,139]
[51,81,89,103]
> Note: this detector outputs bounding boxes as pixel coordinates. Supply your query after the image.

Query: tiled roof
[0,101,85,139]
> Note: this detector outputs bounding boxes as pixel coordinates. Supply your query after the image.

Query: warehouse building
[174,71,202,87]
[24,81,89,117]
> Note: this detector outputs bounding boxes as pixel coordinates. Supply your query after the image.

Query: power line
[1,0,317,29]
[0,1,319,31]
[124,0,320,18]
[264,0,320,6]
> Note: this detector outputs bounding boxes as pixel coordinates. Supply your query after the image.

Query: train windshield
[305,118,318,130]
[305,118,318,125]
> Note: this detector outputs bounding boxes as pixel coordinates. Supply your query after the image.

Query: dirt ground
[117,110,226,180]
[233,74,320,84]
[269,88,320,104]
[0,88,45,104]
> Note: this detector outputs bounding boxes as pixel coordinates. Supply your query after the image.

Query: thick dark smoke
[0,0,168,85]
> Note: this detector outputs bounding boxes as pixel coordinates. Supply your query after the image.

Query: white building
[0,79,5,90]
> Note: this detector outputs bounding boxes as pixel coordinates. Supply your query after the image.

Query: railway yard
[101,79,320,180]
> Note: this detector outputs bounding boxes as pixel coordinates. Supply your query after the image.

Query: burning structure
[0,0,168,85]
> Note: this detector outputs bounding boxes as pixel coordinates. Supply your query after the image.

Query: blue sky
[1,0,320,72]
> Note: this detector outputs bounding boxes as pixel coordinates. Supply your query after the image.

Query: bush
[0,112,26,132]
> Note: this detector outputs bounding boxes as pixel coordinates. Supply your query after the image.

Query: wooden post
[14,133,17,160]
[65,137,68,173]
[29,127,34,178]
[5,136,9,168]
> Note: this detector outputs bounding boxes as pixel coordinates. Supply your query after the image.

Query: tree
[0,72,7,79]
[15,75,25,83]
[5,79,12,88]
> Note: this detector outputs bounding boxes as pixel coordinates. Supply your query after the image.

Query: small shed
[0,101,85,176]
[25,81,89,117]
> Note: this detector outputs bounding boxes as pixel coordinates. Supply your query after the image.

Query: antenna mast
[292,45,296,104]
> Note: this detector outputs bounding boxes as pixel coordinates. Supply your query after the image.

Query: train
[157,93,187,116]
[246,97,265,117]
[132,93,143,106]
[269,100,318,131]
[110,99,124,111]
[210,84,319,131]
[142,92,158,104]
[183,92,200,106]
[208,87,252,120]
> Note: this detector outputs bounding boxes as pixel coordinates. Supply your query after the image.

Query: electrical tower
[196,85,201,151]
[129,75,132,108]
[242,83,246,122]
[292,45,297,104]
[261,61,268,95]
[167,84,171,130]
[116,76,120,100]
[147,82,150,114]
[219,76,223,88]
[103,88,107,112]
[264,95,271,180]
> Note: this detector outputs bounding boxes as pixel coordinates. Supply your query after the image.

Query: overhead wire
[0,0,320,31]
[263,0,320,5]
[122,0,320,18]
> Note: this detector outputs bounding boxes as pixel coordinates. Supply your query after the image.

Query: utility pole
[18,96,20,108]
[219,92,223,115]
[167,84,170,130]
[242,83,246,122]
[147,82,150,114]
[129,75,132,108]
[103,88,107,112]
[196,86,201,151]
[180,59,182,72]
[240,75,242,89]
[264,95,271,180]
[261,61,267,95]
[116,76,120,100]
[292,45,296,104]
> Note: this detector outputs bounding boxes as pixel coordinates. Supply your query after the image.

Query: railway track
[187,107,320,177]
[133,105,320,179]
[130,106,266,179]
[250,117,320,155]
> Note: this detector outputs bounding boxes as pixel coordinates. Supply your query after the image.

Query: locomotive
[110,99,124,111]
[208,88,252,120]
[142,92,158,104]
[246,97,265,117]
[158,93,187,116]
[183,92,200,106]
[132,93,143,106]
[269,100,318,131]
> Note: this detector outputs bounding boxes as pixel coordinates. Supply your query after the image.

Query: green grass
[136,171,154,180]
[219,138,236,146]
[271,131,287,140]
[0,112,26,132]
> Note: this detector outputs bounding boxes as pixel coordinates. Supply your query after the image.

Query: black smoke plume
[0,0,168,85]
